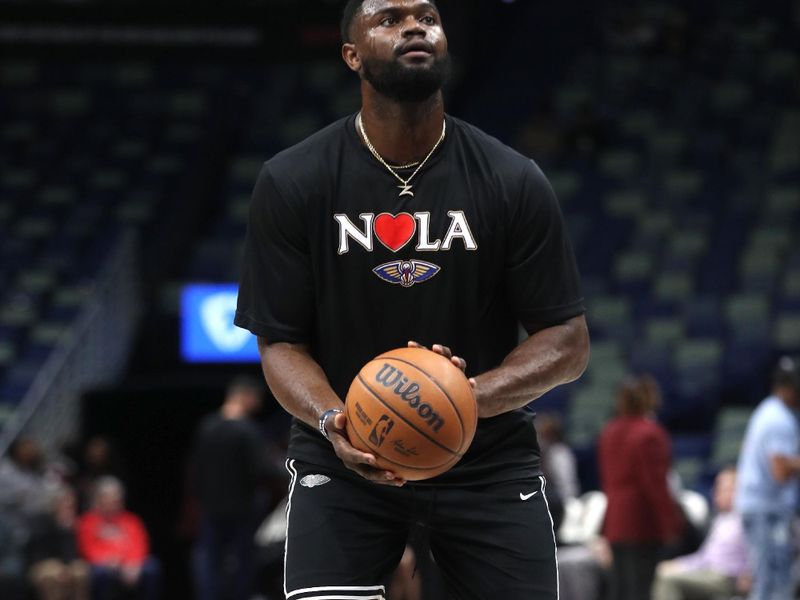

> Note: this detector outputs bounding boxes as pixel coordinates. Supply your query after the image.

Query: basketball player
[235,1,590,598]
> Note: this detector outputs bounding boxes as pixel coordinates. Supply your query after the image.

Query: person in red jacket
[598,375,683,600]
[77,476,160,600]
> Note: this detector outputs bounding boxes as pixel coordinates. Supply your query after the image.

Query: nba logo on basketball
[369,415,394,447]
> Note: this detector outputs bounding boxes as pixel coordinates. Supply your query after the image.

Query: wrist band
[318,408,343,440]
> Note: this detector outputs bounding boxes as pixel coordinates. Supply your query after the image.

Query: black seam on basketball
[353,427,455,471]
[377,356,468,444]
[346,399,456,471]
[355,374,462,457]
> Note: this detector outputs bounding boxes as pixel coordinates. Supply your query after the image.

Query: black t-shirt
[235,114,584,485]
[192,414,264,516]
[26,515,78,564]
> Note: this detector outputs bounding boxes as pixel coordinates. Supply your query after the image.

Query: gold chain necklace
[389,159,421,169]
[357,111,446,197]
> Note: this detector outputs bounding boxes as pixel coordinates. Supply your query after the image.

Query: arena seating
[1,1,798,494]
[0,59,219,412]
[504,1,800,488]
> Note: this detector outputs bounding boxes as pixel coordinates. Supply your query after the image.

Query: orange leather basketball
[345,347,477,481]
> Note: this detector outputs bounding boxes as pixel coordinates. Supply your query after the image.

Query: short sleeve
[506,160,585,331]
[764,420,799,458]
[234,164,314,344]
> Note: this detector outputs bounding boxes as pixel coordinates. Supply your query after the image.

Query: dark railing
[0,231,142,458]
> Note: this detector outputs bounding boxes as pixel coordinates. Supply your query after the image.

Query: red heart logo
[374,213,417,252]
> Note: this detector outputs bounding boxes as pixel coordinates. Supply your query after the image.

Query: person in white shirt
[735,356,800,600]
[653,468,749,600]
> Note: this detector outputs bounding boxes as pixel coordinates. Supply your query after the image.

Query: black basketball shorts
[282,459,559,600]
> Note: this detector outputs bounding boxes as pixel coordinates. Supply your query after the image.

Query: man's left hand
[407,341,477,389]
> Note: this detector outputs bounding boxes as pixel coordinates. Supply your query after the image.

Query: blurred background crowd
[0,0,799,598]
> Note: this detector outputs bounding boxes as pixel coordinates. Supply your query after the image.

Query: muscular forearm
[473,314,589,418]
[257,338,343,430]
[257,338,403,485]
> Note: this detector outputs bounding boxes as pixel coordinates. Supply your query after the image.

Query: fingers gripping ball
[345,347,478,481]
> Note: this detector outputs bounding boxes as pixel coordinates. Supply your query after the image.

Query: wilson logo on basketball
[374,363,445,432]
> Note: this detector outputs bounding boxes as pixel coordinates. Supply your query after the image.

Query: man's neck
[359,87,445,165]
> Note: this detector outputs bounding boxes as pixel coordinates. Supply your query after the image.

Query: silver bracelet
[318,408,343,440]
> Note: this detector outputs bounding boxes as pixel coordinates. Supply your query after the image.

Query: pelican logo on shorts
[369,415,394,447]
[373,259,440,287]
[375,364,445,432]
[300,474,331,488]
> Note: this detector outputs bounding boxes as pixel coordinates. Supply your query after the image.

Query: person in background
[598,375,684,600]
[0,436,64,599]
[536,413,580,533]
[0,436,59,525]
[735,356,800,600]
[77,476,160,600]
[0,511,26,600]
[652,468,749,600]
[74,436,128,511]
[27,486,90,600]
[190,376,265,600]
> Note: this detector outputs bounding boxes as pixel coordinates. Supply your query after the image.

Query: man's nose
[402,16,426,37]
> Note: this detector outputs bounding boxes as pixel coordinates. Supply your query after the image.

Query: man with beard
[234,1,590,598]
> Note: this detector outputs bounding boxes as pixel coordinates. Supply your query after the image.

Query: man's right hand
[327,412,406,487]
[258,340,406,487]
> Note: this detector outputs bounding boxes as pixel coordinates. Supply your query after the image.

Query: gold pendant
[398,184,414,197]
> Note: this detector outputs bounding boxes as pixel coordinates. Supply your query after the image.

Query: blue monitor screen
[181,284,259,363]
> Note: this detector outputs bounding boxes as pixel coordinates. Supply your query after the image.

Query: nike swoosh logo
[519,491,539,501]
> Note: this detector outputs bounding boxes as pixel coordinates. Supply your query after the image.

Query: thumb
[332,411,348,431]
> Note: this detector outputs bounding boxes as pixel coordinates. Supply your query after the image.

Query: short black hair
[341,0,365,43]
[340,0,439,44]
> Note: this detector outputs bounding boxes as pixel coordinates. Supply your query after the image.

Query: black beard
[361,53,451,103]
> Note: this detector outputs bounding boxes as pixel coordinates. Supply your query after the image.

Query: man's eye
[421,16,436,25]
[381,17,398,26]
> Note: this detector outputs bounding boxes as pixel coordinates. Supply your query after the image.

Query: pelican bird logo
[373,259,441,288]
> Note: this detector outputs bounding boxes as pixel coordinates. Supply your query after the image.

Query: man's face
[777,383,800,407]
[85,437,110,468]
[97,489,124,518]
[55,489,78,520]
[16,439,42,469]
[347,0,450,102]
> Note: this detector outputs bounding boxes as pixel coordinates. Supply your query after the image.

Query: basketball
[345,347,478,481]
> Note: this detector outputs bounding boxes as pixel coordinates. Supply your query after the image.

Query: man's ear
[342,43,362,73]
